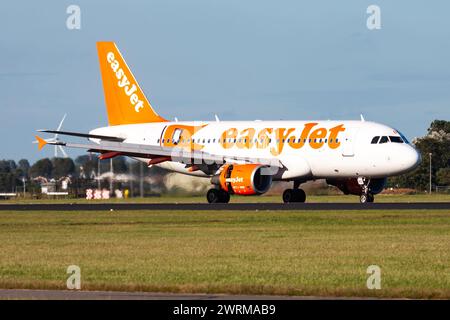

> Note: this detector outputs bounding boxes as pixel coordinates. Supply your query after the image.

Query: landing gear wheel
[360,193,374,203]
[282,189,306,203]
[207,189,230,203]
[207,189,220,203]
[283,189,293,203]
[218,190,230,203]
[359,194,367,203]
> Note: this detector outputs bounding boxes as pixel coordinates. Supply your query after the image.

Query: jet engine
[326,178,387,195]
[211,164,272,195]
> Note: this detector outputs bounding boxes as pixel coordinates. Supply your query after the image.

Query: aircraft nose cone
[404,146,421,171]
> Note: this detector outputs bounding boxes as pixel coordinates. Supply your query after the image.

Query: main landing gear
[282,180,306,203]
[358,177,374,203]
[206,188,230,203]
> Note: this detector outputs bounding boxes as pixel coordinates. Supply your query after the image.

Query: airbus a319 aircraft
[35,42,421,203]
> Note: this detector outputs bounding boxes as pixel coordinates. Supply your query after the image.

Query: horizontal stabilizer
[35,135,48,150]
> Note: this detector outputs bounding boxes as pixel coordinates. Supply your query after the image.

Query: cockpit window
[379,136,389,144]
[398,132,409,144]
[371,136,380,144]
[389,136,404,143]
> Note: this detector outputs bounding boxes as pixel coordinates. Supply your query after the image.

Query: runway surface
[0,288,373,300]
[0,202,449,211]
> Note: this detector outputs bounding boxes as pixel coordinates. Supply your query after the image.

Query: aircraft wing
[37,130,125,142]
[34,133,282,168]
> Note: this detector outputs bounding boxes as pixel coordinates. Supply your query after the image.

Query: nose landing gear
[359,192,374,203]
[358,177,375,203]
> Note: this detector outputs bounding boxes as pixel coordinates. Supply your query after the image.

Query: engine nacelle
[326,178,387,195]
[212,164,272,195]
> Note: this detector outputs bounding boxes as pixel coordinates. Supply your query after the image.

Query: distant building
[40,181,56,194]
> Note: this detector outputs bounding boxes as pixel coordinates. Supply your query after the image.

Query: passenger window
[379,136,388,144]
[371,136,380,144]
[389,136,403,143]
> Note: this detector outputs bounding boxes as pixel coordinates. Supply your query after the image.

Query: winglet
[35,135,47,150]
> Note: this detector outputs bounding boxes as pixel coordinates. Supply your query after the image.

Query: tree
[0,160,19,192]
[17,159,30,178]
[437,168,450,186]
[52,158,75,178]
[429,120,450,135]
[30,158,53,179]
[0,160,16,173]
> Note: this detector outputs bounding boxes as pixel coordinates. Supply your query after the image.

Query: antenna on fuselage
[360,114,365,122]
[214,114,220,122]
[174,117,178,122]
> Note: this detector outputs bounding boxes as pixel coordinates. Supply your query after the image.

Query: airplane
[35,42,421,204]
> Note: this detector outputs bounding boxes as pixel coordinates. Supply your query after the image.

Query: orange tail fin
[97,42,167,125]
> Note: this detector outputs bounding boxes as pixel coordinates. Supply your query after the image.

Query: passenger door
[172,128,183,145]
[341,128,358,157]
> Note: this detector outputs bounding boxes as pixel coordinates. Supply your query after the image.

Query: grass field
[1,208,450,298]
[2,193,450,204]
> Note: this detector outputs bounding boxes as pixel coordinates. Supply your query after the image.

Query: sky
[1,0,449,162]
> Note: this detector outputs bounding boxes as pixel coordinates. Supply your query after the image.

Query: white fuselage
[90,120,421,181]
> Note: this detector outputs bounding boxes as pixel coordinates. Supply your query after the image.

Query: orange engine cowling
[212,164,272,195]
